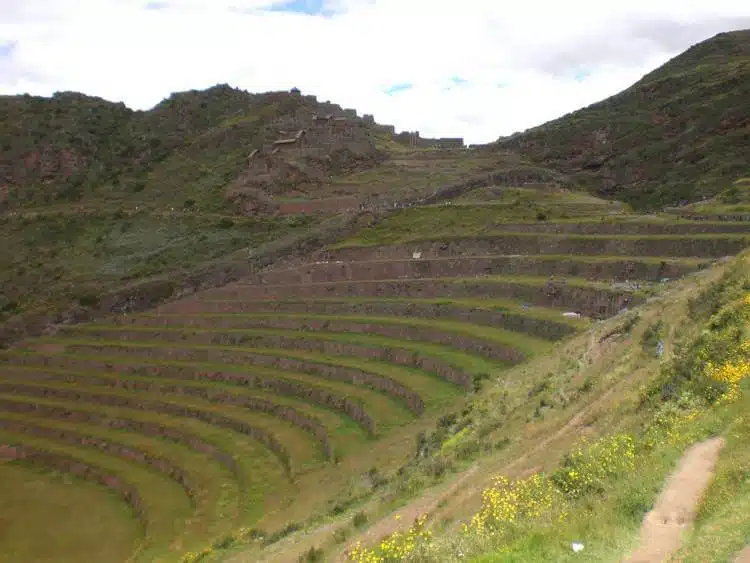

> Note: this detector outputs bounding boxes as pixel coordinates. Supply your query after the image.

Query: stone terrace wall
[322,235,749,261]
[250,256,702,285]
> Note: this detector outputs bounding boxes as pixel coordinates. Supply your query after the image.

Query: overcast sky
[1,1,749,144]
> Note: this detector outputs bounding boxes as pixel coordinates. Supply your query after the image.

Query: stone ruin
[362,114,464,149]
[227,88,468,213]
[391,130,465,149]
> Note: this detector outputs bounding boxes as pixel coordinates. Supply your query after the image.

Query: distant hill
[493,30,750,209]
[0,85,383,213]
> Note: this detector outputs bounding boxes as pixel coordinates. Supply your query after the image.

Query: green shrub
[352,510,368,529]
[299,547,324,562]
[641,320,664,352]
[76,292,100,308]
[551,434,636,499]
[211,534,234,549]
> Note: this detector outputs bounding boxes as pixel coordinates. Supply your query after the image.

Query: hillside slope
[1,30,750,563]
[0,85,380,212]
[494,30,750,210]
[0,84,543,346]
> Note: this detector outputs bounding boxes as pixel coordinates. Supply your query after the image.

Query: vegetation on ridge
[495,30,750,210]
[0,28,749,563]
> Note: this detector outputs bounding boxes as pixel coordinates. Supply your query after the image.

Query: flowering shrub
[643,391,705,449]
[705,340,750,403]
[180,547,213,563]
[347,514,431,562]
[464,473,561,538]
[696,294,750,402]
[551,434,636,499]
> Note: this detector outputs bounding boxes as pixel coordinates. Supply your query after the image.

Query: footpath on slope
[328,381,622,563]
[623,436,725,563]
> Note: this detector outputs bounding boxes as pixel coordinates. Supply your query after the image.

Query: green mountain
[493,30,750,209]
[1,27,750,563]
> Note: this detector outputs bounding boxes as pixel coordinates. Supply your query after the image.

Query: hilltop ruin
[228,88,466,213]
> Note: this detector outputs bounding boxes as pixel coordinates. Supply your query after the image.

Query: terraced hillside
[2,183,749,562]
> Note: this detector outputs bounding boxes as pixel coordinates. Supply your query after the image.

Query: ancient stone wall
[391,130,465,149]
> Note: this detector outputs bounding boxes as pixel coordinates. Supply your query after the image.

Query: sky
[1,1,749,144]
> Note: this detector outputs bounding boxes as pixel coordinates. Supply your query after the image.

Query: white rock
[571,542,585,553]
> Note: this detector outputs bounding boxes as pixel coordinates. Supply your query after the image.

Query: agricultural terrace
[2,186,750,562]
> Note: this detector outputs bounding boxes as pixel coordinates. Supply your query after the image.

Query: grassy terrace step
[0,363,375,448]
[461,220,750,235]
[663,209,750,221]
[0,394,242,484]
[0,414,243,547]
[1,355,408,434]
[19,339,461,412]
[132,312,552,363]
[0,432,191,561]
[326,232,750,259]
[51,333,475,390]
[55,325,500,383]
[162,297,587,340]
[0,460,140,563]
[6,348,424,420]
[0,416,196,501]
[0,380,306,476]
[332,203,749,244]
[0,394,292,524]
[212,275,642,318]
[248,254,707,286]
[0,371,337,461]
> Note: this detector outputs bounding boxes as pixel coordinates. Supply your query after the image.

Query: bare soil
[624,436,725,563]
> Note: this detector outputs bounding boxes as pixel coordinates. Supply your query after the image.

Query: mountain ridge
[493,29,750,209]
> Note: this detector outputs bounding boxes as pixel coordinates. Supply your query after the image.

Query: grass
[0,391,294,520]
[0,462,140,563]
[467,389,750,563]
[14,340,463,410]
[54,326,505,377]
[0,373,326,472]
[667,178,750,219]
[198,296,590,328]
[0,212,317,325]
[253,248,729,562]
[229,274,645,303]
[0,412,243,541]
[0,363,372,443]
[235,273,636,290]
[269,253,711,267]
[140,312,553,358]
[0,429,192,562]
[0,370,352,459]
[339,249,750,563]
[0,356,414,433]
[671,401,750,562]
[332,227,750,249]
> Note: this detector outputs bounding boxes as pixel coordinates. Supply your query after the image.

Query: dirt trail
[330,384,618,562]
[623,436,725,563]
[331,465,479,562]
[735,546,750,563]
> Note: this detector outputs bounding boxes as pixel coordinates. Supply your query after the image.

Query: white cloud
[1,0,749,143]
